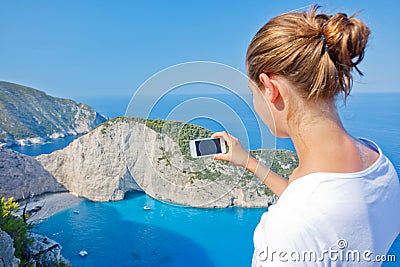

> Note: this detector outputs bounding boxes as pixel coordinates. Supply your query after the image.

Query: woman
[212,7,400,266]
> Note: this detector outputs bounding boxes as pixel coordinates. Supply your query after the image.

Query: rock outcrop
[0,229,20,267]
[0,149,66,200]
[37,117,298,208]
[0,230,70,267]
[27,233,70,267]
[0,81,107,147]
[37,119,143,202]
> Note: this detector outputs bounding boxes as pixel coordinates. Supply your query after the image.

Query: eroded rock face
[37,118,297,208]
[0,226,69,267]
[36,119,143,202]
[0,229,20,267]
[27,233,70,267]
[0,149,66,200]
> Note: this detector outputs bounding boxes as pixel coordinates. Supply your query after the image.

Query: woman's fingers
[212,132,232,162]
[213,153,230,161]
[211,131,251,167]
[211,131,232,147]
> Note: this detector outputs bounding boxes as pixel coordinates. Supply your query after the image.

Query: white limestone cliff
[0,149,66,200]
[37,118,297,208]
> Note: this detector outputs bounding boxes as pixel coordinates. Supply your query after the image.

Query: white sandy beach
[17,192,83,223]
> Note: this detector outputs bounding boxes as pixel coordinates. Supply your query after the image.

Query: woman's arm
[212,131,288,197]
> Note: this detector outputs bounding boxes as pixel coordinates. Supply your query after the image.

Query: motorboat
[79,250,88,257]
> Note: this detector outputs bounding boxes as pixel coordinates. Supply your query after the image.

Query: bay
[36,192,263,267]
[16,92,399,266]
[11,135,78,157]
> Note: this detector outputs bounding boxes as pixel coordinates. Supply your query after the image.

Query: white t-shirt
[252,138,400,266]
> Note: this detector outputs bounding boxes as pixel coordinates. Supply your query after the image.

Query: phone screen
[195,138,222,157]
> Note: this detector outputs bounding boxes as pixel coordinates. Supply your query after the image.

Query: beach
[17,192,83,223]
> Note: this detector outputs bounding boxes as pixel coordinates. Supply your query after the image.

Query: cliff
[0,229,70,267]
[0,229,20,267]
[27,233,70,266]
[0,149,66,201]
[0,81,107,147]
[37,117,298,208]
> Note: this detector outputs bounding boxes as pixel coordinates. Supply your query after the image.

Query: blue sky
[1,1,399,98]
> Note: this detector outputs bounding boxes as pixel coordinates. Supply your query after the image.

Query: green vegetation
[0,197,33,266]
[250,149,299,179]
[269,149,299,179]
[132,117,213,157]
[189,169,222,182]
[98,116,299,196]
[0,81,106,141]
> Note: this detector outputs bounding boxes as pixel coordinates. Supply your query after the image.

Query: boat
[143,205,151,210]
[73,210,80,214]
[79,250,88,257]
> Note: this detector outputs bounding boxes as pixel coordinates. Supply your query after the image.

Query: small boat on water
[143,205,151,210]
[79,250,88,257]
[73,210,80,214]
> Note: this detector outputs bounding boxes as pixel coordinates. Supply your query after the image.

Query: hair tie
[320,35,327,53]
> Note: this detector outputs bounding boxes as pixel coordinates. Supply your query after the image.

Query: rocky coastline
[36,117,298,208]
[0,81,107,148]
[0,116,297,209]
[0,229,71,267]
[0,114,297,266]
[1,131,79,148]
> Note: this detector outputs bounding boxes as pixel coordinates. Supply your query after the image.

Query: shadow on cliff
[123,191,146,200]
[34,194,215,267]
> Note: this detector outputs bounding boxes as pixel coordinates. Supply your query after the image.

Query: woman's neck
[287,102,364,183]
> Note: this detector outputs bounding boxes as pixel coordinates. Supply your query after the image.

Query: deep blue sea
[36,192,263,267]
[15,93,399,266]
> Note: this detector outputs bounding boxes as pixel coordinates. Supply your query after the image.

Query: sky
[1,0,399,99]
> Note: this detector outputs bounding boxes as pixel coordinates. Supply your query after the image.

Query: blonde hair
[246,6,370,101]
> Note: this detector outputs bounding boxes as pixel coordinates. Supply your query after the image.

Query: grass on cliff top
[97,116,299,185]
[99,116,213,156]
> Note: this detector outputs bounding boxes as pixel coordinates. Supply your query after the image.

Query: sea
[13,92,400,266]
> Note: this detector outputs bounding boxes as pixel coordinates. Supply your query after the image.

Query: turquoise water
[18,93,399,266]
[34,194,400,267]
[11,135,78,156]
[35,192,264,267]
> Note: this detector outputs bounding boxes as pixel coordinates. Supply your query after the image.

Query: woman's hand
[211,131,253,168]
[212,131,288,197]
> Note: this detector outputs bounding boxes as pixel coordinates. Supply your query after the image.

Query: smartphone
[189,137,226,158]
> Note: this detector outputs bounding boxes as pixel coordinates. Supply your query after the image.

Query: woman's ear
[259,73,280,103]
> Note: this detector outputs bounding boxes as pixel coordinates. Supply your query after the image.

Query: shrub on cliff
[0,196,33,266]
[134,117,213,156]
